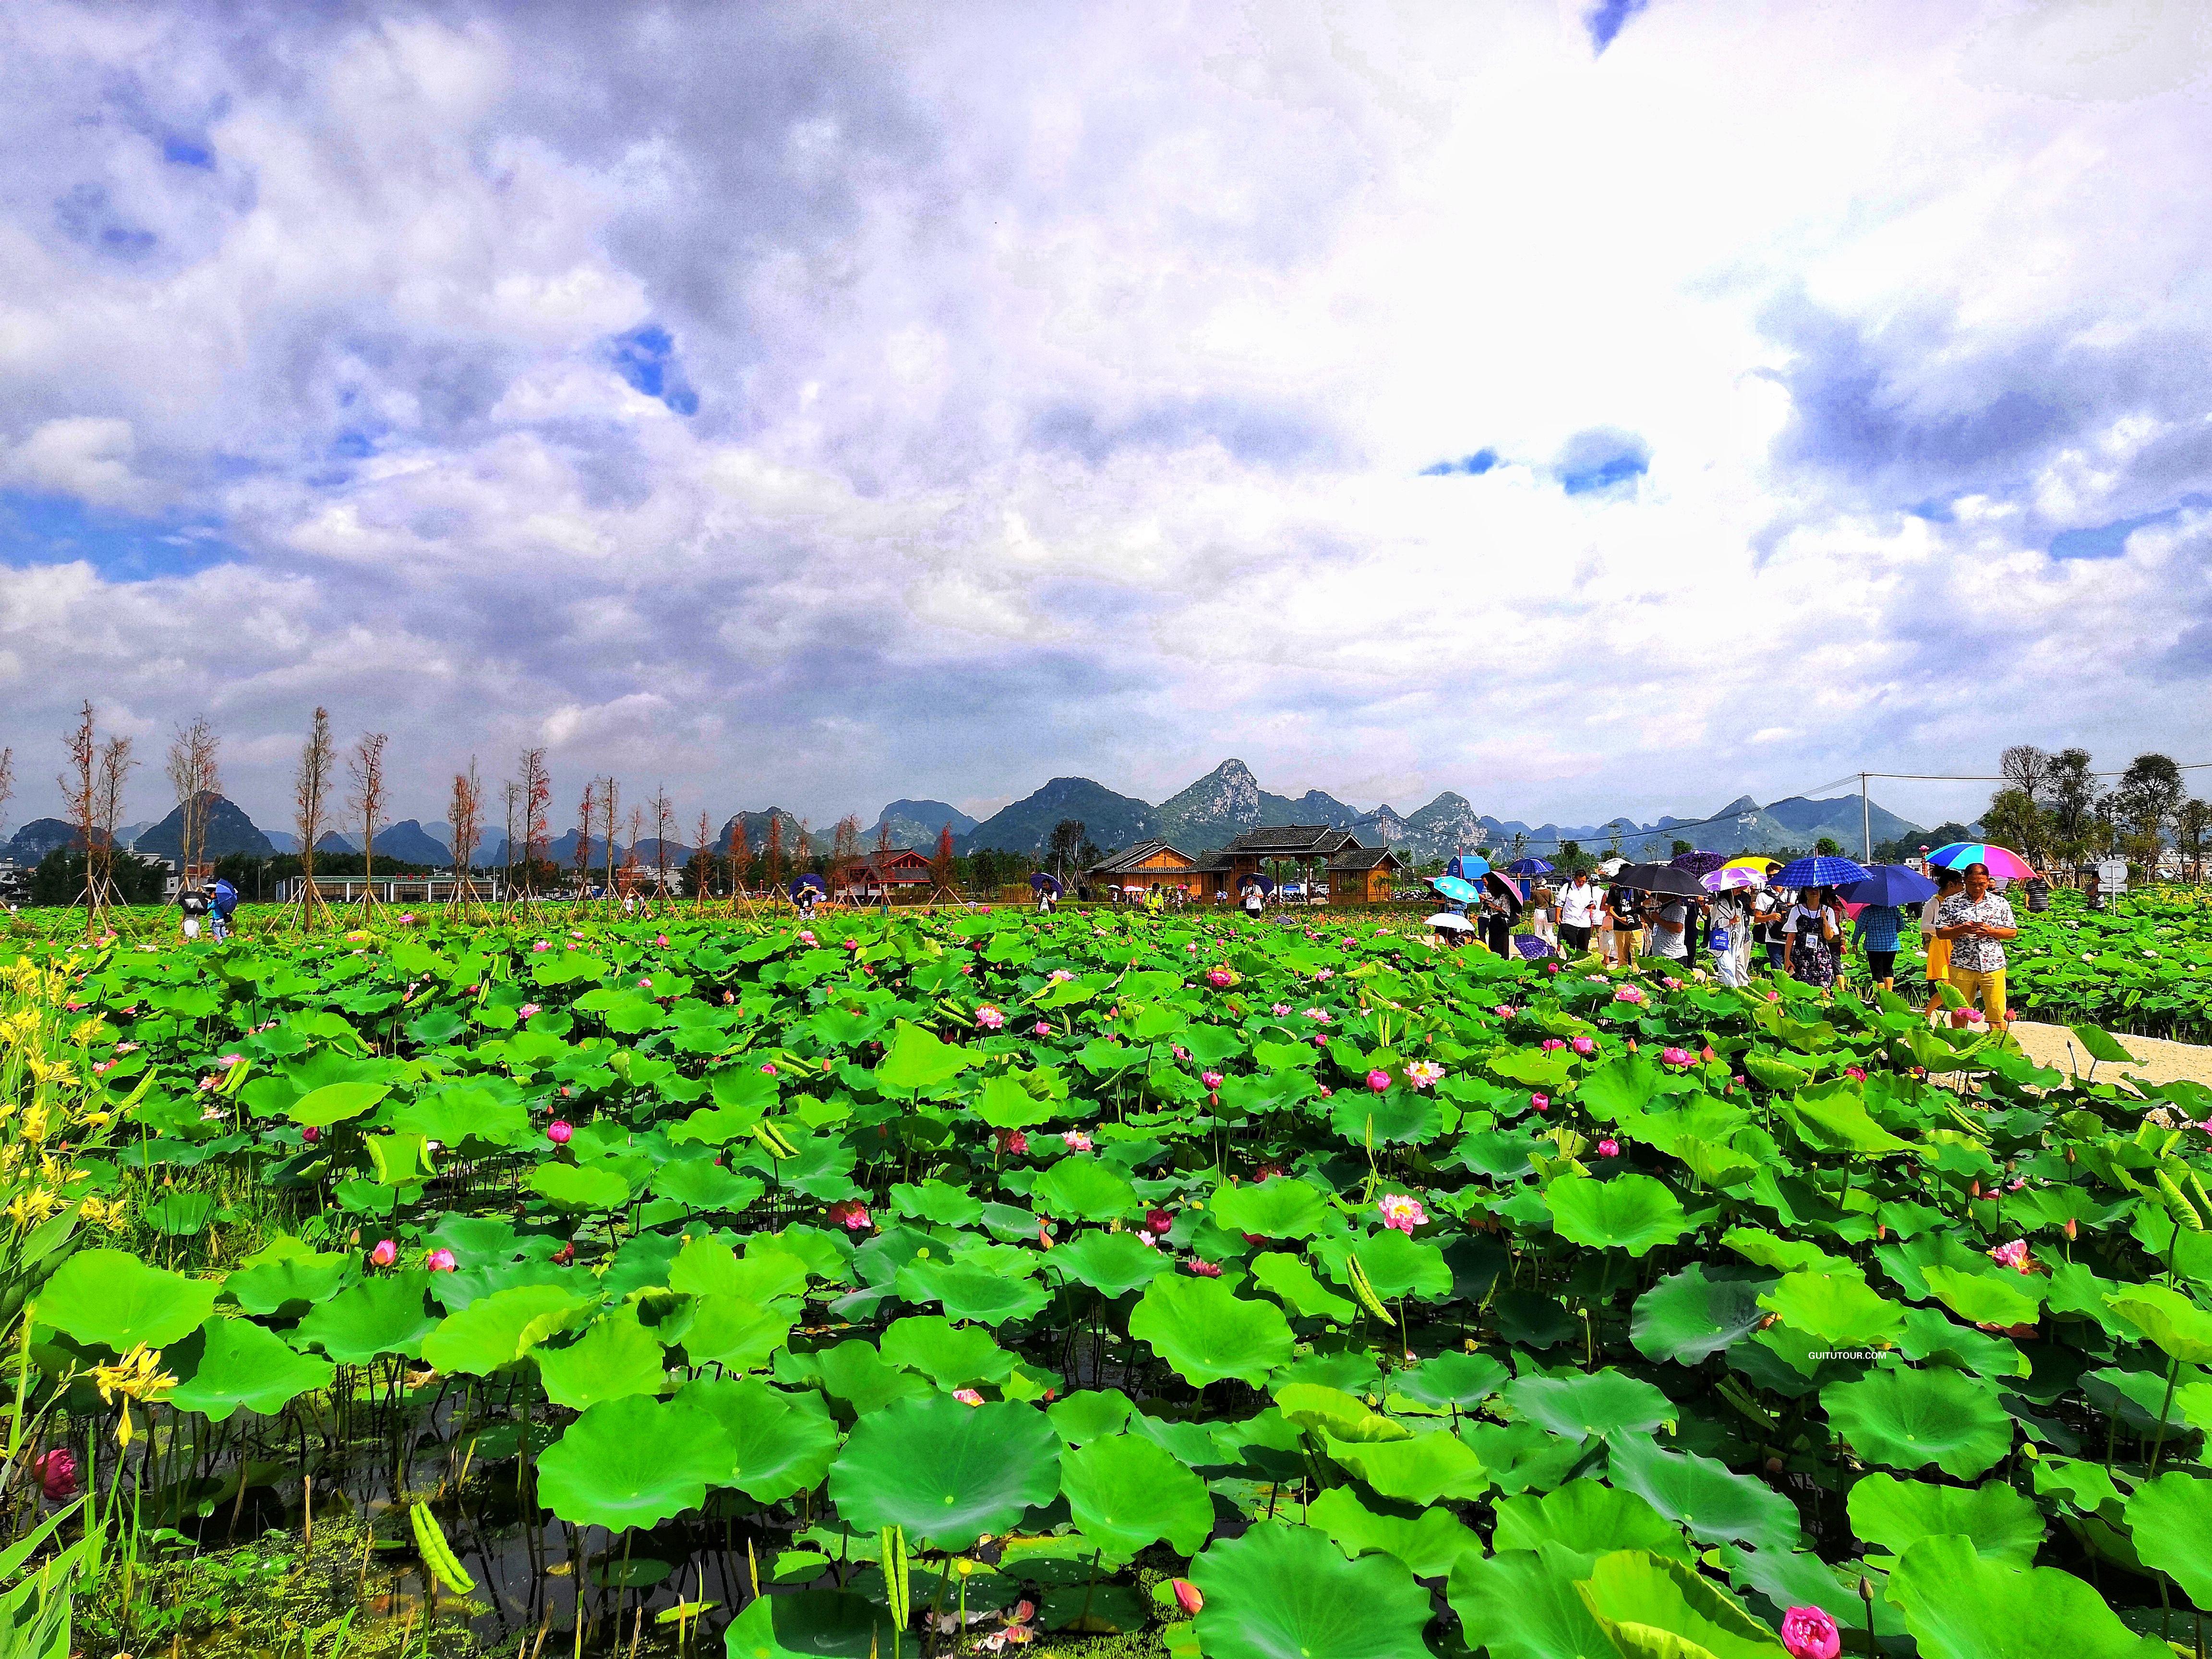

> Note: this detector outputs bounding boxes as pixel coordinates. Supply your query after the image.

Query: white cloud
[0,0,2210,840]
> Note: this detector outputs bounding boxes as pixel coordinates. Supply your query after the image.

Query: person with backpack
[178,884,211,941]
[209,877,239,941]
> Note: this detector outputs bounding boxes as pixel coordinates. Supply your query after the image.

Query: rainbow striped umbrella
[1924,842,2035,879]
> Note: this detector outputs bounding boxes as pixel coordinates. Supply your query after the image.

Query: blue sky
[1,0,2210,836]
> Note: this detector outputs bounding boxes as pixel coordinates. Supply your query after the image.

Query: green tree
[1981,788,2049,865]
[2047,748,2099,846]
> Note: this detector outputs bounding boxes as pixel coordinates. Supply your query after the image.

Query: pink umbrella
[1924,842,2035,879]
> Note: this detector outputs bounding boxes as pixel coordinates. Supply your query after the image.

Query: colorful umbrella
[1702,866,1767,892]
[1430,875,1480,905]
[1721,854,1782,873]
[1505,857,1554,875]
[1772,854,1871,890]
[1030,872,1064,896]
[1923,842,2035,880]
[1668,851,1728,877]
[1837,864,1937,906]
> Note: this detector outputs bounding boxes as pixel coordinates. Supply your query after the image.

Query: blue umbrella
[1430,875,1480,905]
[1029,872,1063,896]
[1837,864,1937,906]
[1505,857,1553,875]
[1240,875,1276,896]
[1445,854,1492,880]
[789,873,827,902]
[1772,854,1871,890]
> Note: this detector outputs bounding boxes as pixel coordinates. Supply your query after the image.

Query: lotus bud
[369,1238,397,1268]
[33,1448,78,1503]
[1172,1580,1203,1617]
[2065,1217,2078,1241]
[546,1119,573,1145]
[301,1125,320,1144]
[425,1248,457,1272]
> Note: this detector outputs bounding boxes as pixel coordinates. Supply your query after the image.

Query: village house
[1085,825,1403,905]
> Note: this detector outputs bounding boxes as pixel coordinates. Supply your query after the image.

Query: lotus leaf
[2121,1472,2212,1609]
[1504,1369,1676,1441]
[1030,1157,1139,1223]
[1046,1231,1169,1298]
[1058,1434,1213,1555]
[1392,1349,1509,1410]
[1822,1367,2013,1479]
[1920,1266,2040,1330]
[40,1250,217,1351]
[1576,1547,1788,1658]
[2106,1282,2212,1366]
[1209,1178,1331,1240]
[1605,1433,1803,1552]
[893,1257,1049,1325]
[537,1395,735,1531]
[1449,1540,1623,1659]
[1887,1534,2164,1659]
[1495,1483,1692,1568]
[295,1274,440,1364]
[681,1295,795,1371]
[1322,1427,1490,1504]
[1250,1253,1357,1322]
[723,1589,886,1659]
[1546,1174,1691,1257]
[1129,1275,1293,1387]
[677,1376,839,1503]
[536,1308,667,1409]
[168,1317,335,1421]
[880,1316,1015,1389]
[419,1284,593,1376]
[1848,1472,2043,1567]
[1306,1485,1482,1578]
[529,1162,633,1212]
[1634,1264,1775,1365]
[1188,1522,1432,1659]
[827,1392,1060,1550]
[1757,1272,1904,1349]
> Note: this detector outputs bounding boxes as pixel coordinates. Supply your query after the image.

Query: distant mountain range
[2,771,1932,871]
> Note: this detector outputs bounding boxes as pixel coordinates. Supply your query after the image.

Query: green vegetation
[4,897,2212,1657]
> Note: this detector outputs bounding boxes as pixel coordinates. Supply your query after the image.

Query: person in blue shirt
[209,878,239,940]
[1855,901,1904,989]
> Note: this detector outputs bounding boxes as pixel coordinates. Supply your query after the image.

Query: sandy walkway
[2008,1019,2212,1090]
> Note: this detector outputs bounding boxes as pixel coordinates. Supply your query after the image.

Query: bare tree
[91,730,136,931]
[164,716,222,879]
[501,780,521,897]
[348,731,389,907]
[574,781,597,900]
[518,748,553,892]
[763,812,785,896]
[623,805,645,902]
[2000,745,2054,805]
[651,787,675,901]
[600,777,622,901]
[725,815,751,911]
[830,812,863,897]
[693,810,715,909]
[448,758,483,904]
[293,707,336,927]
[60,701,96,866]
[0,745,13,842]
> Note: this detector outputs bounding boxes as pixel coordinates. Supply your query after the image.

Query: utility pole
[1861,772,1872,864]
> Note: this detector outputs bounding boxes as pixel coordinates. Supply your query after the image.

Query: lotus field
[16,901,2212,1658]
[2010,888,2212,1042]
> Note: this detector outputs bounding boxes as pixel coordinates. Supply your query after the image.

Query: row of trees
[1984,746,2210,875]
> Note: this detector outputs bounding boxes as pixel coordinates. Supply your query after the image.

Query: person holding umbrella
[1476,872,1522,957]
[1933,861,2018,1029]
[1835,862,1938,991]
[1919,866,1964,1013]
[1782,887,1843,990]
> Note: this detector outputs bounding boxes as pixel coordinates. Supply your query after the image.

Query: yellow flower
[93,1343,177,1407]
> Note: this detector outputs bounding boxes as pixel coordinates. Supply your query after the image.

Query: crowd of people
[1436,860,2023,1029]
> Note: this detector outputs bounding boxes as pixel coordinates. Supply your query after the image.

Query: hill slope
[961,778,1158,857]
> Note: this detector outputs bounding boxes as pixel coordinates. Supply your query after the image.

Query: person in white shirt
[1557,873,1600,956]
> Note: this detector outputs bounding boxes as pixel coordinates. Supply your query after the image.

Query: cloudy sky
[4,0,2210,838]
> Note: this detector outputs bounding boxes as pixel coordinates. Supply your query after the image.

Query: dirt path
[2008,1019,2212,1090]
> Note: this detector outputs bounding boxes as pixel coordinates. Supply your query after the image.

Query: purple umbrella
[1669,851,1728,877]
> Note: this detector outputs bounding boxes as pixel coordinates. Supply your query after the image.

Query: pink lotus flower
[760,1062,777,1075]
[1062,1130,1094,1152]
[1318,1086,1333,1097]
[1844,1066,1866,1082]
[976,1005,1005,1030]
[1049,969,1075,984]
[547,1119,573,1145]
[1406,1060,1444,1088]
[1145,1208,1175,1235]
[1572,1036,1596,1056]
[996,1128,1029,1155]
[1988,1239,2035,1274]
[637,977,652,989]
[1034,1021,1052,1037]
[397,912,417,926]
[1530,1093,1550,1112]
[1378,1193,1429,1234]
[426,1249,457,1272]
[1662,976,1682,990]
[518,1003,541,1020]
[1366,1069,1392,1093]
[301,1125,320,1144]
[217,1052,243,1067]
[1171,1579,1203,1616]
[1613,985,1647,1005]
[1206,967,1233,989]
[1271,1002,1291,1016]
[952,1388,985,1407]
[1597,1138,1621,1158]
[1660,1046,1691,1068]
[1767,990,1780,1002]
[655,933,669,947]
[1202,1070,1225,1090]
[828,1198,872,1232]
[92,1060,113,1076]
[1493,1004,1517,1019]
[33,1449,78,1503]
[1172,1046,1189,1060]
[369,1239,397,1268]
[553,1242,575,1265]
[1780,1606,1840,1659]
[798,930,817,946]
[1314,968,1333,981]
[1540,1038,1566,1052]
[1185,1258,1222,1277]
